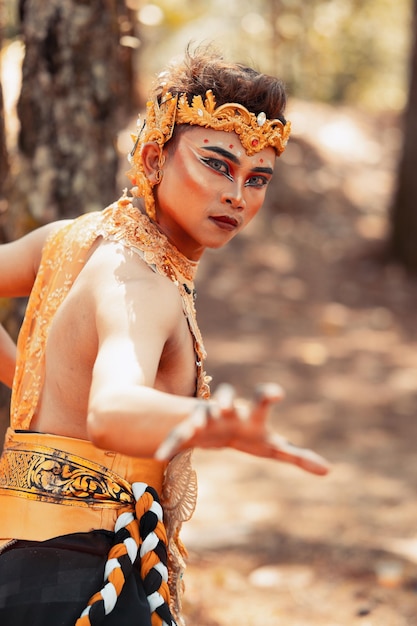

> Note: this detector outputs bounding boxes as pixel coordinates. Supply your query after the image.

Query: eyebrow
[201,145,274,175]
[252,166,274,176]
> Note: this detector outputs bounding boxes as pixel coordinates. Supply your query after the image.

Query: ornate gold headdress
[127,90,291,219]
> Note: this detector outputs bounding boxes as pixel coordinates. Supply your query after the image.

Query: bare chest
[156,314,198,397]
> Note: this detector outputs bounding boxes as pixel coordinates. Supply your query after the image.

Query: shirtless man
[0,45,328,626]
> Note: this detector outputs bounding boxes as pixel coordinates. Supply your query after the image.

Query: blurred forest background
[1,1,417,624]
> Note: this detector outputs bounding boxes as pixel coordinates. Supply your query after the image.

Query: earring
[154,152,165,184]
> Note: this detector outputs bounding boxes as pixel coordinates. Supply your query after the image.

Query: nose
[221,183,246,210]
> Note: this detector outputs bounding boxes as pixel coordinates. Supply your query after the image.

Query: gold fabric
[0,428,167,544]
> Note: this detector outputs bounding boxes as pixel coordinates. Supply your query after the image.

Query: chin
[208,231,238,250]
[206,238,234,251]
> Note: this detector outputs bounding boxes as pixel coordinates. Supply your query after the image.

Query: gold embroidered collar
[108,195,198,283]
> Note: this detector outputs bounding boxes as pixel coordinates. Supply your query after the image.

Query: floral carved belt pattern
[0,444,134,507]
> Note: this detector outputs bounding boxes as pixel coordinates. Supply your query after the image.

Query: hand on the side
[155,383,330,476]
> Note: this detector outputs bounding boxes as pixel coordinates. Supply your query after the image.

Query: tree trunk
[389,0,417,272]
[0,82,7,199]
[16,0,135,222]
[0,6,7,202]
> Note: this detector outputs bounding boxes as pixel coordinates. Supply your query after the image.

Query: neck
[144,203,205,263]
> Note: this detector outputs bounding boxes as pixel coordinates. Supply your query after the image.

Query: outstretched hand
[155,383,330,476]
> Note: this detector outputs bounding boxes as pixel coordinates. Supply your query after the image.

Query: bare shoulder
[82,239,184,330]
[77,239,190,393]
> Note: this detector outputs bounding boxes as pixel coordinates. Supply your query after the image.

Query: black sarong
[0,531,152,625]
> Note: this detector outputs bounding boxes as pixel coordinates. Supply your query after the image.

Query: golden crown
[129,89,290,160]
[175,90,290,155]
[127,90,290,218]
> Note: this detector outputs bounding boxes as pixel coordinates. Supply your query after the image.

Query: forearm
[86,381,330,475]
[0,324,17,388]
[87,384,202,457]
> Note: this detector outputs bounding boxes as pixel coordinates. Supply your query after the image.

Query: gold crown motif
[127,89,290,219]
[129,89,290,160]
[175,90,291,156]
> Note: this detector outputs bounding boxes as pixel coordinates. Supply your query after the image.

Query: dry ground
[180,101,417,625]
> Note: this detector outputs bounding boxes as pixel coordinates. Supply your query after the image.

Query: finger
[213,383,236,415]
[297,449,330,476]
[254,382,285,404]
[234,398,251,422]
[154,428,184,460]
[268,433,330,476]
[154,403,208,460]
[251,383,285,424]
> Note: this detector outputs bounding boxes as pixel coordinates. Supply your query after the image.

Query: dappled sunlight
[1,39,24,152]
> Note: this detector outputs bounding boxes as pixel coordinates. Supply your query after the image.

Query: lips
[209,215,239,230]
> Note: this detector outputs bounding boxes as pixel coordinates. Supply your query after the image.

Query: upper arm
[88,245,182,399]
[0,220,72,297]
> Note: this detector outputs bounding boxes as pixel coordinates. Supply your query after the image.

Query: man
[0,45,329,625]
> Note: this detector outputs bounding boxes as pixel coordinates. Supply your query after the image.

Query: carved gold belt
[0,439,134,507]
[0,428,167,541]
[0,428,195,623]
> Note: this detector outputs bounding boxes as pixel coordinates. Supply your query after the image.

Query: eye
[245,175,270,188]
[200,157,231,177]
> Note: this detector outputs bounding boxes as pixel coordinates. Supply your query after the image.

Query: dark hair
[151,43,287,125]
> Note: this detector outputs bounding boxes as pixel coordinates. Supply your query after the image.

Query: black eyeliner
[201,146,240,165]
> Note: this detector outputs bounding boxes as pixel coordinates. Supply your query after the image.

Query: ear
[141,142,163,185]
